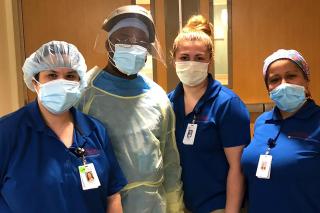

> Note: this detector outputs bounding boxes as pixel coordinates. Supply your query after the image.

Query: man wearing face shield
[78,5,184,213]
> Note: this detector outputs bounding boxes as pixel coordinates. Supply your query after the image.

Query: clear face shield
[94,23,166,69]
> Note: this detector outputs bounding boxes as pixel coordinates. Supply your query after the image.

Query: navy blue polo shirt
[0,101,127,213]
[168,74,250,213]
[241,99,320,213]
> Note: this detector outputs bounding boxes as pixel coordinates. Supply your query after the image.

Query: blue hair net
[22,40,87,91]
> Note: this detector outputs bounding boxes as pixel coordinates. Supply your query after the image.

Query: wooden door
[21,0,132,102]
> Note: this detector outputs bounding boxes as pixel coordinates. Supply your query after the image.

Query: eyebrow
[46,70,77,74]
[195,53,206,56]
[67,70,78,74]
[269,70,299,78]
[286,69,300,73]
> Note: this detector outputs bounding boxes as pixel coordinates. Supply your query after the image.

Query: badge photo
[183,123,198,145]
[256,155,272,179]
[79,163,101,190]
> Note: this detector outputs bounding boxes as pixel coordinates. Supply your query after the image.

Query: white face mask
[175,61,209,86]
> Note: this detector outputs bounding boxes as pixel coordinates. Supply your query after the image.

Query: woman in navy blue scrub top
[241,49,320,213]
[0,41,127,213]
[168,15,251,213]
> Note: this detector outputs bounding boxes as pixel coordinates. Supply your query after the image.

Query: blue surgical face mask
[269,83,306,112]
[112,44,147,75]
[35,79,81,114]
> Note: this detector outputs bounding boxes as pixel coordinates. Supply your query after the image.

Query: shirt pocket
[194,121,221,150]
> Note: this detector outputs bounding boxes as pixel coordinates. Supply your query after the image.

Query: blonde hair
[172,15,214,59]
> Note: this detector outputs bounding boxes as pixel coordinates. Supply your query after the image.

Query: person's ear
[105,39,115,60]
[173,59,176,69]
[305,85,311,98]
[208,59,213,68]
[32,79,40,93]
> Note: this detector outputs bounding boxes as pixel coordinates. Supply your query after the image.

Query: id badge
[183,123,197,145]
[256,155,272,179]
[78,163,101,190]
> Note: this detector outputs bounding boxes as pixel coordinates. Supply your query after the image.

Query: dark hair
[34,73,40,81]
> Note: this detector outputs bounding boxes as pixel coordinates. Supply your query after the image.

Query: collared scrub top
[0,101,127,213]
[168,74,250,213]
[241,99,320,213]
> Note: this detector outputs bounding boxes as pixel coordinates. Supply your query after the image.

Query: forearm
[225,167,245,213]
[106,193,123,213]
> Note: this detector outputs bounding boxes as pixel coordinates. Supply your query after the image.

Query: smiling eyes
[268,73,298,84]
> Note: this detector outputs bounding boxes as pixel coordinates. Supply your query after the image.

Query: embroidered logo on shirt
[85,148,101,156]
[197,115,209,121]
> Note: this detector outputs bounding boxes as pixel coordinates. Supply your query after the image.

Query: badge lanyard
[72,129,101,190]
[183,108,200,145]
[256,127,281,179]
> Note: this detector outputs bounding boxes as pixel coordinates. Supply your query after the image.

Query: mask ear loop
[107,38,118,68]
[107,38,146,68]
[32,77,42,95]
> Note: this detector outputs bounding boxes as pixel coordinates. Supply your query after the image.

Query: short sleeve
[104,135,128,196]
[218,97,251,147]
